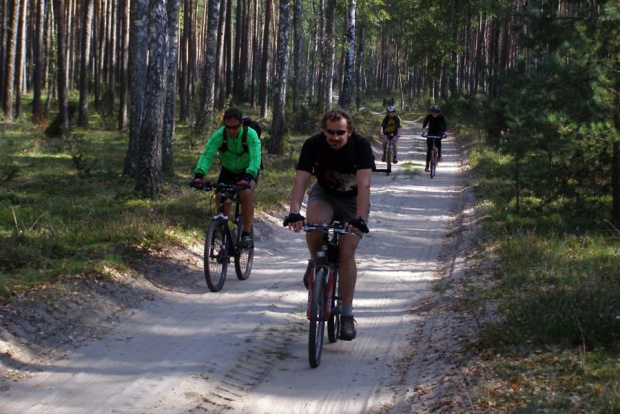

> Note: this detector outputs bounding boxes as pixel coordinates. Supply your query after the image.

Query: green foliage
[482,233,620,350]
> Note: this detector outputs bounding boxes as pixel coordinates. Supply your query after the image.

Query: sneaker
[425,167,430,172]
[239,233,253,249]
[303,260,312,289]
[392,158,398,164]
[381,153,386,162]
[340,315,357,341]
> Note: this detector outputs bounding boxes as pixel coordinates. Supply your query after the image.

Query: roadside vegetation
[2,94,618,411]
[451,98,620,412]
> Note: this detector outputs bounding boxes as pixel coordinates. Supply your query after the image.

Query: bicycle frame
[303,222,347,368]
[194,182,254,292]
[426,135,443,178]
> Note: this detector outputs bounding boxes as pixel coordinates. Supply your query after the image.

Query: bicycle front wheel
[430,149,437,178]
[308,267,327,368]
[327,280,340,343]
[386,144,392,175]
[234,225,254,280]
[204,221,229,292]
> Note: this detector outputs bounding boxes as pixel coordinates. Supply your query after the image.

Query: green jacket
[194,126,261,177]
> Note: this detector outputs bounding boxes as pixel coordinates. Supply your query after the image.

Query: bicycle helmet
[431,104,440,112]
[387,106,396,112]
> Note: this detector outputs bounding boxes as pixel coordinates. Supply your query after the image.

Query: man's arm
[355,169,372,221]
[194,130,222,176]
[290,170,312,215]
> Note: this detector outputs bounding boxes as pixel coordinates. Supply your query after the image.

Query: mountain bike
[374,132,397,176]
[192,182,254,292]
[302,222,349,368]
[423,133,445,179]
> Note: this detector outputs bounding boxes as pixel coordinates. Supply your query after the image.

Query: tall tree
[53,0,70,135]
[259,0,273,117]
[14,0,28,119]
[338,0,356,110]
[77,0,94,127]
[162,0,181,176]
[124,0,149,177]
[269,0,291,155]
[2,0,20,120]
[135,0,168,198]
[195,0,223,136]
[32,0,47,122]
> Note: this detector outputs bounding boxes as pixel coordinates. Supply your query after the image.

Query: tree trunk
[32,0,47,122]
[322,0,335,111]
[291,0,302,111]
[77,0,94,127]
[195,0,222,135]
[259,0,272,117]
[53,0,70,135]
[14,0,28,119]
[338,0,355,110]
[162,0,181,176]
[123,0,148,177]
[118,0,130,131]
[2,0,20,120]
[135,0,168,199]
[269,0,291,155]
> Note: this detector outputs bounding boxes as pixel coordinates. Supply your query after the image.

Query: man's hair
[320,107,355,132]
[223,108,243,123]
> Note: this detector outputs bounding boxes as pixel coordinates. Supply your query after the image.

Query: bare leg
[305,199,334,258]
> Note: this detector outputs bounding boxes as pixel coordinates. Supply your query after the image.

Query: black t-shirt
[296,132,375,198]
[423,114,447,136]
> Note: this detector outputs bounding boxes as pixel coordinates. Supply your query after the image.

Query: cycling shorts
[307,183,358,223]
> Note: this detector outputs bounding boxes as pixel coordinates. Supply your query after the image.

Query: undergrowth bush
[482,233,620,350]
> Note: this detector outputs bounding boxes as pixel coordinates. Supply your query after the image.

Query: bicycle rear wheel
[234,225,254,280]
[308,267,326,368]
[204,221,229,292]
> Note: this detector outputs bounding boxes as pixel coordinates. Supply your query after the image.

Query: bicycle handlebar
[422,133,446,139]
[190,181,249,192]
[303,221,361,236]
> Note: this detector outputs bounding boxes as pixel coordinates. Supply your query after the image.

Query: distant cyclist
[422,104,447,172]
[379,106,402,164]
[193,108,261,249]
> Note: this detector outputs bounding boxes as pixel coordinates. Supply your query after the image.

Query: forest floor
[0,121,494,413]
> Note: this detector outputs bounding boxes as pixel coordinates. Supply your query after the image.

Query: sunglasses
[224,123,241,130]
[325,129,348,136]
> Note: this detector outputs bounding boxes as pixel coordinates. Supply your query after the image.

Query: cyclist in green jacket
[193,108,261,248]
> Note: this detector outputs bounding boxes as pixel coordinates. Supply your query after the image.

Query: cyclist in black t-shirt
[422,104,447,172]
[284,108,375,341]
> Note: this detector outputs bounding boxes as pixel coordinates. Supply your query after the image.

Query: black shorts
[307,183,358,223]
[217,167,260,185]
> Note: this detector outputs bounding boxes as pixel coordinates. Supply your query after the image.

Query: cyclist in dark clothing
[284,108,375,341]
[422,105,447,172]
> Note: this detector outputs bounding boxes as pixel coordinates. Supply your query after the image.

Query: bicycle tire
[386,143,392,175]
[204,221,229,292]
[308,267,326,368]
[327,277,340,343]
[234,225,254,280]
[430,148,438,178]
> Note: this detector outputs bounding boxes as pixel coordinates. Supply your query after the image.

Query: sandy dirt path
[2,121,466,414]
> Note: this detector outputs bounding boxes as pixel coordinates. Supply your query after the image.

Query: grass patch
[455,112,620,412]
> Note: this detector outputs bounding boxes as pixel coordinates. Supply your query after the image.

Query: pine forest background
[0,0,618,225]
